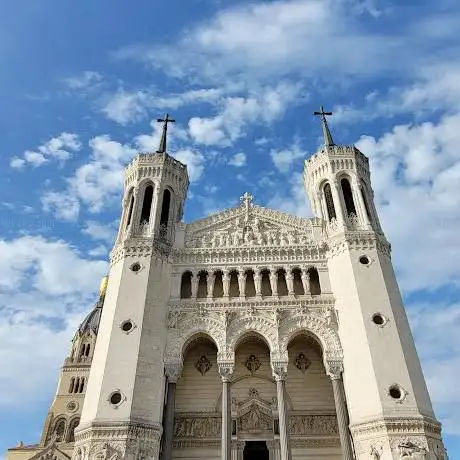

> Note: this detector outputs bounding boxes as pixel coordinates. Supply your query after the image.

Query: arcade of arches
[167,332,348,460]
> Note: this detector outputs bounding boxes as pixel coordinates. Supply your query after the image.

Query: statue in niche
[195,355,212,375]
[295,353,311,373]
[245,355,261,374]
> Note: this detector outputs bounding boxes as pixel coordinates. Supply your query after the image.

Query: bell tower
[74,114,189,460]
[303,108,447,459]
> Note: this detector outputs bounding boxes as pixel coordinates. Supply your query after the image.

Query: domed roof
[76,300,103,337]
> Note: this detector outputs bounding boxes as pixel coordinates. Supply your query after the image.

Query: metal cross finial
[156,113,176,154]
[313,105,334,147]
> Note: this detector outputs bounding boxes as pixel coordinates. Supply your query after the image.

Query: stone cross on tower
[240,192,254,221]
[156,113,176,154]
[314,106,334,147]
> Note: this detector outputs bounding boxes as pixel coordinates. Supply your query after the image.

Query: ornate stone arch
[279,313,343,363]
[165,316,225,362]
[227,315,278,358]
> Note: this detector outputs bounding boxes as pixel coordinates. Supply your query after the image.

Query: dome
[76,301,102,337]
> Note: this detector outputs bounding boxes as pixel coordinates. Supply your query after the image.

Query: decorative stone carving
[271,361,288,381]
[294,353,311,373]
[245,354,261,374]
[239,403,272,432]
[370,444,382,460]
[165,362,183,382]
[174,416,221,438]
[195,355,212,375]
[288,415,338,435]
[398,441,427,459]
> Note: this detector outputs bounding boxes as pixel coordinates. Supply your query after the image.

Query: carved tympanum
[239,403,272,432]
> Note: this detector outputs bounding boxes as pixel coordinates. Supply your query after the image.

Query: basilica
[7,111,448,460]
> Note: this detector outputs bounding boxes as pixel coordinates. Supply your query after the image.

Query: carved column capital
[271,361,288,381]
[164,362,183,383]
[325,359,344,380]
[218,361,234,382]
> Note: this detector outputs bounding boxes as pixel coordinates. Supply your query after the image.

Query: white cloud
[188,82,303,146]
[174,149,205,183]
[355,113,460,292]
[42,191,80,221]
[229,152,246,167]
[270,143,305,174]
[82,221,118,244]
[63,71,102,90]
[11,133,81,169]
[102,89,148,125]
[409,301,460,434]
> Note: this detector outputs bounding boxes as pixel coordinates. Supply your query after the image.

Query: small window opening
[229,271,239,297]
[126,195,134,228]
[277,269,288,296]
[180,271,192,299]
[160,189,171,227]
[292,268,304,295]
[196,271,208,298]
[245,270,256,297]
[69,377,75,394]
[323,183,336,221]
[213,271,224,298]
[140,185,153,223]
[341,178,356,216]
[308,268,321,295]
[260,270,272,296]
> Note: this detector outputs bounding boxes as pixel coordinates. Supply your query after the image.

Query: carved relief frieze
[288,415,338,436]
[326,232,391,260]
[174,415,221,438]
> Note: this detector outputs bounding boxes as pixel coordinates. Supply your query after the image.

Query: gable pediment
[184,194,314,249]
[28,443,71,460]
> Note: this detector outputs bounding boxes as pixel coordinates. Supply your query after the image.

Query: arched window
[213,271,224,298]
[360,181,372,222]
[292,268,304,295]
[341,178,356,216]
[69,377,75,394]
[260,270,272,296]
[196,271,208,298]
[228,271,239,298]
[140,185,153,223]
[126,195,134,228]
[323,183,336,221]
[308,268,321,295]
[54,419,66,442]
[245,270,256,297]
[66,418,80,443]
[277,269,288,297]
[180,272,192,299]
[79,377,85,393]
[85,344,90,357]
[74,377,80,393]
[160,189,171,228]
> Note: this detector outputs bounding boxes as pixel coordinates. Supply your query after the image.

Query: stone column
[254,269,262,297]
[272,362,291,460]
[207,272,215,299]
[223,271,230,298]
[191,273,199,299]
[331,179,346,227]
[238,269,246,298]
[352,179,371,230]
[285,270,294,296]
[270,271,278,297]
[326,362,354,460]
[218,363,234,460]
[162,363,183,460]
[301,269,310,295]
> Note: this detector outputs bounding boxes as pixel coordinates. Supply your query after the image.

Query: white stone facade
[8,141,448,460]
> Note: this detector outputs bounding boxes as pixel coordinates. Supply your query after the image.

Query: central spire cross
[314,105,334,147]
[156,113,176,154]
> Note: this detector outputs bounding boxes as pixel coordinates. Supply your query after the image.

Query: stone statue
[370,445,381,460]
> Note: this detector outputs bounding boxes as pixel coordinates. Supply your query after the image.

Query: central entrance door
[243,441,269,460]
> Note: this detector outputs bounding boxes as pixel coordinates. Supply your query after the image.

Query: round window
[110,392,122,405]
[130,262,141,272]
[121,320,133,332]
[389,385,403,400]
[359,256,370,265]
[372,314,385,326]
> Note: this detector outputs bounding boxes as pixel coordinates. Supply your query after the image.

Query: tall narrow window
[126,195,134,228]
[67,418,80,443]
[276,269,288,297]
[140,185,153,223]
[69,377,75,394]
[213,271,224,298]
[292,268,304,295]
[197,272,208,298]
[79,377,85,393]
[85,344,90,357]
[245,270,256,297]
[160,189,171,227]
[54,419,66,442]
[341,178,356,216]
[180,271,192,299]
[229,271,239,298]
[360,182,372,222]
[261,270,272,296]
[308,268,321,295]
[323,183,336,221]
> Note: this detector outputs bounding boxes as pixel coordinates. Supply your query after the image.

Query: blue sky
[1,0,460,457]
